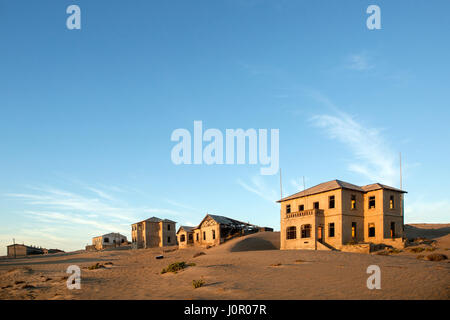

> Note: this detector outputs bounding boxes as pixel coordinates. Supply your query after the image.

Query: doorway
[317,226,323,243]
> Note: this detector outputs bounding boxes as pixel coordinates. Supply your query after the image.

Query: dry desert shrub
[161,261,195,274]
[425,247,436,252]
[409,247,425,253]
[270,263,282,267]
[192,279,205,288]
[193,252,206,258]
[88,262,105,270]
[425,253,448,261]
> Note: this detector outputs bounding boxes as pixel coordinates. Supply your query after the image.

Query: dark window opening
[180,235,186,242]
[168,224,171,230]
[329,195,335,209]
[313,202,319,209]
[212,230,216,240]
[329,223,335,237]
[203,232,206,240]
[301,224,311,238]
[196,233,199,241]
[104,237,109,243]
[369,196,376,209]
[286,226,296,240]
[188,234,193,241]
[351,195,356,210]
[168,236,171,243]
[368,223,375,237]
[299,204,304,211]
[286,204,291,214]
[390,195,395,209]
[390,222,395,238]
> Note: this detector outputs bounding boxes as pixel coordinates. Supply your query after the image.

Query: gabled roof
[277,180,363,202]
[176,226,195,234]
[194,214,253,229]
[277,179,406,202]
[132,216,176,225]
[362,183,406,193]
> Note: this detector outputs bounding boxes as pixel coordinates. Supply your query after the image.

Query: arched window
[180,234,186,242]
[286,226,296,240]
[301,224,311,238]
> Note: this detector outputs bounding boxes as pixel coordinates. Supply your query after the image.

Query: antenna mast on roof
[279,168,283,199]
[400,152,405,239]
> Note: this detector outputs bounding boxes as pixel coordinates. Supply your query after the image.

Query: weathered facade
[192,214,258,248]
[176,226,195,248]
[91,233,128,250]
[278,180,406,251]
[131,217,176,249]
[7,244,44,257]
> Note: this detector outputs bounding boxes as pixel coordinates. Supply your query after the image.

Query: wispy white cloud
[237,175,279,203]
[309,93,398,186]
[346,52,374,71]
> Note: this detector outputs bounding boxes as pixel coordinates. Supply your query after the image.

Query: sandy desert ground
[0,224,449,300]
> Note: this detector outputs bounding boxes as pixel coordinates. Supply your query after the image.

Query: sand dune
[0,226,448,300]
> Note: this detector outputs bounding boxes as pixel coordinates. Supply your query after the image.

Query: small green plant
[425,253,448,262]
[192,279,205,288]
[161,261,187,274]
[425,247,436,252]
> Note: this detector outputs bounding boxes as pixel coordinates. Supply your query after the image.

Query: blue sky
[1,0,449,255]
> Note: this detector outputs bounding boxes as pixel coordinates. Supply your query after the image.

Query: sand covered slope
[0,226,448,300]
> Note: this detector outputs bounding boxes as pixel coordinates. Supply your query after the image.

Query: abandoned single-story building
[131,217,177,249]
[278,179,406,251]
[192,214,258,248]
[90,233,128,250]
[7,244,44,258]
[176,226,195,248]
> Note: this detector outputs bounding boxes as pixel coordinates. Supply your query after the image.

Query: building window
[168,236,171,243]
[286,204,291,214]
[390,195,395,209]
[301,224,311,238]
[313,202,319,209]
[328,223,335,237]
[351,222,357,238]
[196,233,199,241]
[368,223,375,237]
[188,234,193,241]
[104,237,109,243]
[203,232,206,240]
[329,195,335,209]
[351,195,356,210]
[168,224,171,231]
[286,226,296,240]
[299,204,304,211]
[212,230,216,240]
[369,196,376,209]
[390,222,395,238]
[180,235,186,242]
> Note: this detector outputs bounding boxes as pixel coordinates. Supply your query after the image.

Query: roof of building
[277,179,406,202]
[194,214,253,229]
[177,226,195,234]
[132,216,176,225]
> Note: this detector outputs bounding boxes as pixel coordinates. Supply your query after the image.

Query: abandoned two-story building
[278,179,406,250]
[131,217,177,249]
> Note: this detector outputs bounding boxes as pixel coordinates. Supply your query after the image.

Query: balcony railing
[285,208,324,219]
